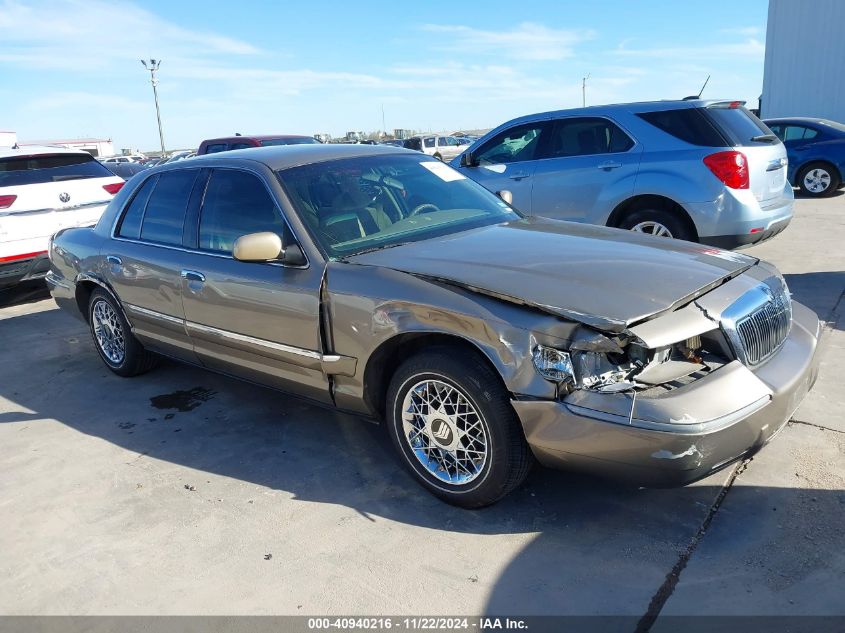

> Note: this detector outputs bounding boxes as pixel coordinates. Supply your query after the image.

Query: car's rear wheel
[619,207,693,241]
[88,289,158,377]
[798,162,840,197]
[433,152,443,161]
[386,349,533,508]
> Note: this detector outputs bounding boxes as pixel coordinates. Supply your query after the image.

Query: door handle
[106,255,122,266]
[181,270,206,283]
[508,171,529,181]
[598,161,622,170]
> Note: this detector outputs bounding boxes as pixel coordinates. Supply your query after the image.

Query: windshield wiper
[751,134,779,143]
[341,241,411,258]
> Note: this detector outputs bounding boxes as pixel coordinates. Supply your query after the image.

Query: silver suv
[452,100,793,249]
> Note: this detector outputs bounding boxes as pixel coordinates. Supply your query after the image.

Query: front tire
[798,162,840,197]
[88,289,158,377]
[386,349,533,508]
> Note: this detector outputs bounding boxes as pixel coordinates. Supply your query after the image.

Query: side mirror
[233,232,283,262]
[233,232,308,266]
[460,151,477,167]
[497,190,513,205]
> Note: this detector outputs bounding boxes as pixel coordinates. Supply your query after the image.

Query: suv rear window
[259,137,320,146]
[0,153,113,187]
[705,104,774,146]
[636,108,727,147]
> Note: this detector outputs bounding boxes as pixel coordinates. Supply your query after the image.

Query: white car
[415,135,470,161]
[0,146,124,289]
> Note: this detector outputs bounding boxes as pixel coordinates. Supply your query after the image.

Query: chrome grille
[722,279,792,367]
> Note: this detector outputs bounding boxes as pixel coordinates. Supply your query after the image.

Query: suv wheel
[386,349,533,508]
[798,162,840,197]
[619,208,693,241]
[433,152,443,161]
[88,289,158,377]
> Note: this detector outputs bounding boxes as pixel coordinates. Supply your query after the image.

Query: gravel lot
[0,194,842,621]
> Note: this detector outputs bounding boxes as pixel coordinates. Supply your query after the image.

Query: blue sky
[0,0,769,151]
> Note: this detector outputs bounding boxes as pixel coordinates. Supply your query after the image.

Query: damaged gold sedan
[46,145,821,507]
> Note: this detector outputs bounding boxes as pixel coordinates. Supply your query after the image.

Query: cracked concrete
[0,195,842,620]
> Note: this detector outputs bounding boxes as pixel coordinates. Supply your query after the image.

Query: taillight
[103,182,125,195]
[0,194,17,209]
[703,151,749,189]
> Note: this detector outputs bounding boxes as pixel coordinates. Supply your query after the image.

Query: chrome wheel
[401,379,488,485]
[631,221,673,237]
[803,168,831,193]
[92,299,125,365]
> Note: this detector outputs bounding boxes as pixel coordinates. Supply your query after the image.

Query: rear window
[0,153,113,187]
[259,137,320,147]
[704,104,774,146]
[636,108,727,147]
[139,170,198,245]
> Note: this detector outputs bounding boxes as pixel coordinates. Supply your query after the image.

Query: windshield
[278,154,518,258]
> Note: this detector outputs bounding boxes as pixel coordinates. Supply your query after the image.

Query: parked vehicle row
[46,143,821,507]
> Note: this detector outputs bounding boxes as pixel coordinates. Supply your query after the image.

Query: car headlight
[532,345,574,384]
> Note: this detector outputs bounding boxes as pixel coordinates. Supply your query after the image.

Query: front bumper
[0,253,50,290]
[513,301,821,487]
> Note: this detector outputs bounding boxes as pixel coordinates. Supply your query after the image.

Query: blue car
[764,117,845,197]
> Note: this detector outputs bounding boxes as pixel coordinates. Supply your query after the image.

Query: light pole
[141,59,165,154]
[582,73,591,108]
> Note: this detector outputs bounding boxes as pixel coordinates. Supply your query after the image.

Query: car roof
[201,135,315,144]
[0,145,93,159]
[499,99,746,126]
[171,143,412,171]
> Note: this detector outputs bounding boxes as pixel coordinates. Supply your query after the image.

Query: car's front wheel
[386,349,533,508]
[798,162,840,197]
[88,288,158,377]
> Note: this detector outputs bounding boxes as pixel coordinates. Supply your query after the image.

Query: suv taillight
[0,195,17,209]
[703,151,749,189]
[103,182,125,195]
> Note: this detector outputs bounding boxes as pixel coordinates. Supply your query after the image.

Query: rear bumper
[690,182,794,249]
[513,301,821,487]
[0,253,50,290]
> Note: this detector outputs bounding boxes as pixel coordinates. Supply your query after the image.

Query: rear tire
[88,289,158,377]
[386,348,533,508]
[797,162,840,197]
[433,152,443,161]
[619,206,694,241]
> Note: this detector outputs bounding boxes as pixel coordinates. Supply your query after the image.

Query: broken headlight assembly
[533,330,730,395]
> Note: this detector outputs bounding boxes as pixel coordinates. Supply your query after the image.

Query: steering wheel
[408,203,440,217]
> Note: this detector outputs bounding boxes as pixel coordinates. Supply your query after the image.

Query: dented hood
[347,217,756,333]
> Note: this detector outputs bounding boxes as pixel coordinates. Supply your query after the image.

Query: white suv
[415,135,470,161]
[0,146,124,289]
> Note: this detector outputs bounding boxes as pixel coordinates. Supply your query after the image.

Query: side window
[437,136,449,146]
[198,169,286,254]
[140,170,197,245]
[783,126,818,141]
[205,143,228,154]
[768,124,785,141]
[424,137,435,148]
[117,175,158,239]
[474,123,547,165]
[544,117,634,158]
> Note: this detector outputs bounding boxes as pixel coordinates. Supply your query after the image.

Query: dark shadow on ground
[783,271,845,325]
[0,280,50,309]
[793,188,844,200]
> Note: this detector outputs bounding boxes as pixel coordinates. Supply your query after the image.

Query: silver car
[453,100,793,249]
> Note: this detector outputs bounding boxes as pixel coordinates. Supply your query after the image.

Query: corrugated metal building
[761,0,845,123]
